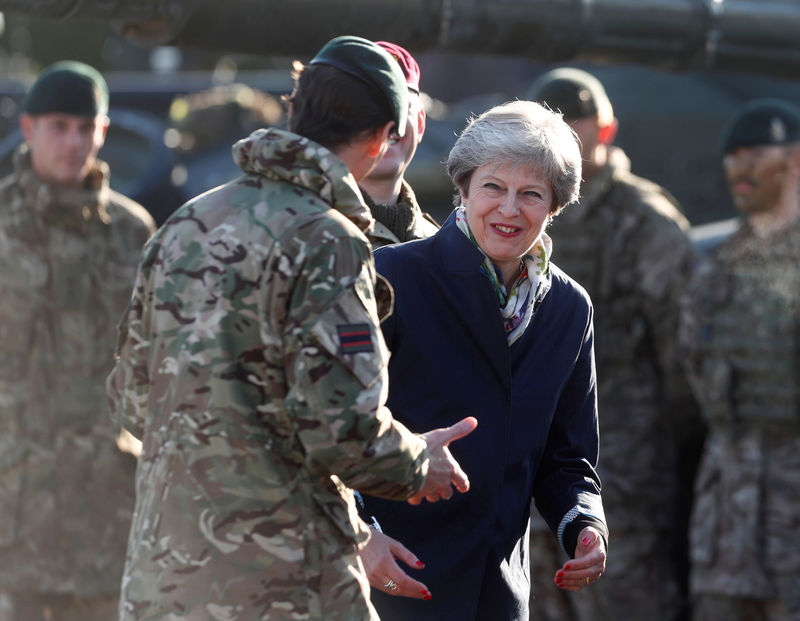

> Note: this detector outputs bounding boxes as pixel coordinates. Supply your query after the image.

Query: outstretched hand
[360,529,432,600]
[409,416,478,505]
[554,526,607,591]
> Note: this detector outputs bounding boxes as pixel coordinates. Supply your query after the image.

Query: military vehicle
[2,0,800,234]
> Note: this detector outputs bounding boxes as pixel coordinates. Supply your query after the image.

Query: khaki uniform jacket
[0,145,154,595]
[107,128,429,621]
[680,217,800,600]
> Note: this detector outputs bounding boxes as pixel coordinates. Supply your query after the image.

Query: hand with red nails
[360,529,433,600]
[407,416,478,505]
[553,526,606,591]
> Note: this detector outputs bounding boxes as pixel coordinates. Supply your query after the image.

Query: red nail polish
[582,537,591,546]
[564,564,572,570]
[416,561,425,568]
[421,590,429,595]
[424,594,432,600]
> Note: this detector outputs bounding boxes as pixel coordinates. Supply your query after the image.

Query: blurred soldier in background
[679,99,800,621]
[0,61,155,621]
[107,35,475,621]
[528,67,703,621]
[360,40,439,248]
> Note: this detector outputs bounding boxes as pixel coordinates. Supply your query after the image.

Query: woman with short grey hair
[359,100,608,621]
[447,100,582,213]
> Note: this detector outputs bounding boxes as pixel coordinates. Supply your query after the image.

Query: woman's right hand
[360,529,432,600]
[553,526,607,591]
[410,416,478,505]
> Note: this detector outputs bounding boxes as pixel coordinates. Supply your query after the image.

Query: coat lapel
[433,213,512,391]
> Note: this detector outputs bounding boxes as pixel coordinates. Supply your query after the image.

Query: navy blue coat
[363,212,605,621]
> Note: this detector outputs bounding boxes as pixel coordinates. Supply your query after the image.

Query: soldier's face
[568,115,600,162]
[20,112,108,187]
[364,93,425,184]
[723,144,795,214]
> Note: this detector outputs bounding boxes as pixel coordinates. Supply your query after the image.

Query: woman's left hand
[360,529,432,600]
[553,526,606,591]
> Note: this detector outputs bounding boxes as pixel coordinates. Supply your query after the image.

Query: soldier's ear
[19,113,35,142]
[366,121,396,158]
[416,102,426,142]
[598,118,618,145]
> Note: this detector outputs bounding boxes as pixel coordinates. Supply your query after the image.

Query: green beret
[720,98,800,154]
[22,60,109,117]
[310,35,408,138]
[527,67,609,120]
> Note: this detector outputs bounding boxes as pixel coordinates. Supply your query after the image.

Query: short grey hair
[446,100,582,213]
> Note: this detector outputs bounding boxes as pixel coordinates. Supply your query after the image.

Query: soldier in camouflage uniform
[0,62,155,621]
[528,68,703,621]
[360,41,439,249]
[107,36,476,621]
[679,99,800,621]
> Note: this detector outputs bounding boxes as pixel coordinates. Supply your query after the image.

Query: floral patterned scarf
[455,205,551,345]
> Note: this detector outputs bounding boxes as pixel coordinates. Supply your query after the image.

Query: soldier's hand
[360,529,432,600]
[409,416,477,505]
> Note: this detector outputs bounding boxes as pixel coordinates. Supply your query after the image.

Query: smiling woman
[460,162,554,286]
[358,100,608,621]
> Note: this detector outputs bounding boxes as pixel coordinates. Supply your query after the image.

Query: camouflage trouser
[692,574,800,621]
[530,528,684,621]
[0,591,118,621]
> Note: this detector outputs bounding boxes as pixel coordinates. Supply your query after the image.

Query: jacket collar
[12,143,111,228]
[428,211,510,386]
[232,127,373,233]
[560,145,630,225]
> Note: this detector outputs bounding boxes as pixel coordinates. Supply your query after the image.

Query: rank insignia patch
[337,323,374,354]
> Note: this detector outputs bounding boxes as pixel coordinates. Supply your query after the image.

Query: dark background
[2,12,799,228]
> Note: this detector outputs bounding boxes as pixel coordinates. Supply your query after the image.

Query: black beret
[527,67,609,120]
[22,60,108,117]
[720,98,800,154]
[310,35,408,138]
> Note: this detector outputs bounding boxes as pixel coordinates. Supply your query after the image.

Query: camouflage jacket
[0,144,154,595]
[364,179,439,249]
[541,146,699,531]
[107,128,429,621]
[679,216,800,598]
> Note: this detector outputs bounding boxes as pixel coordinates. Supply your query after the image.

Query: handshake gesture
[360,416,477,599]
[408,416,477,505]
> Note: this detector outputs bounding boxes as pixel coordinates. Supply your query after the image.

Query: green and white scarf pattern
[455,205,551,345]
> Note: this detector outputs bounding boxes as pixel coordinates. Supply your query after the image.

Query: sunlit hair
[446,100,582,213]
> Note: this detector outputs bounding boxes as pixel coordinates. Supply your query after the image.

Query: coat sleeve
[106,242,157,440]
[281,229,429,501]
[533,303,607,555]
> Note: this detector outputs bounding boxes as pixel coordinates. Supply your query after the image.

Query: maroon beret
[375,41,421,93]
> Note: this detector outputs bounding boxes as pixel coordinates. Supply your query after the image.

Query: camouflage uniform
[0,145,154,619]
[530,146,701,621]
[107,127,430,621]
[679,216,800,621]
[363,179,439,249]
